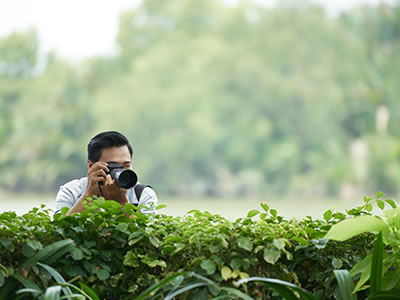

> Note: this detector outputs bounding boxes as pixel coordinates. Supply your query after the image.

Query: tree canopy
[1,0,400,197]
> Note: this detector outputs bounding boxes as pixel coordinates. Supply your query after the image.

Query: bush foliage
[0,198,378,299]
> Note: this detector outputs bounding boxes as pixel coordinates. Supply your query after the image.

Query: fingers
[88,162,110,185]
[91,168,107,178]
[105,174,114,186]
[88,162,109,175]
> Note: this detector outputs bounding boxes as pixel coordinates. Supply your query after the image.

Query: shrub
[0,198,375,299]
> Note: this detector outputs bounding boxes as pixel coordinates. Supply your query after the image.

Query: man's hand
[99,174,129,205]
[86,162,109,197]
[66,162,128,216]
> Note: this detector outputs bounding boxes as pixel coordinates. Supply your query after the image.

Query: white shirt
[55,177,158,214]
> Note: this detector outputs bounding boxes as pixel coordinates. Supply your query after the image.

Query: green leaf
[221,266,232,281]
[56,282,96,299]
[377,200,385,210]
[368,291,400,299]
[237,237,253,252]
[209,245,220,254]
[292,236,308,246]
[0,272,4,287]
[332,258,343,269]
[44,285,62,300]
[264,248,281,265]
[123,251,139,267]
[147,260,167,268]
[200,259,216,275]
[22,243,36,258]
[236,277,317,300]
[164,283,207,300]
[366,204,373,212]
[79,282,101,300]
[353,265,371,292]
[273,239,285,250]
[23,240,75,267]
[149,236,160,248]
[382,271,400,291]
[116,223,129,233]
[65,265,84,277]
[247,210,259,218]
[323,210,332,222]
[96,269,110,281]
[285,251,293,260]
[370,232,384,294]
[193,287,208,300]
[385,199,397,208]
[325,215,388,241]
[16,287,42,297]
[230,258,241,269]
[37,263,73,296]
[220,287,254,300]
[0,239,14,251]
[156,204,167,210]
[61,207,69,215]
[161,245,176,255]
[13,273,41,291]
[135,272,188,300]
[333,270,357,300]
[376,192,384,199]
[71,248,83,260]
[364,196,372,203]
[260,203,269,213]
[128,231,144,245]
[270,209,277,218]
[350,254,372,277]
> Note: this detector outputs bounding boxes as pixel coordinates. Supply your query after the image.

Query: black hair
[87,131,133,162]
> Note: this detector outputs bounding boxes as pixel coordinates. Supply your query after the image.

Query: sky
[0,0,391,61]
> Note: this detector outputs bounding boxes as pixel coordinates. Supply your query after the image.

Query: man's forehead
[98,146,131,162]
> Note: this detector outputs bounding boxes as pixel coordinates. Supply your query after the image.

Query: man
[55,131,158,215]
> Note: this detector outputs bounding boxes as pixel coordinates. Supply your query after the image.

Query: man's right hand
[66,162,110,216]
[85,162,110,197]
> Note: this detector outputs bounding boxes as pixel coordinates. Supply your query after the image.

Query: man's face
[89,146,132,169]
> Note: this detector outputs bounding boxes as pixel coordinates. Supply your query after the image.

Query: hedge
[0,198,374,299]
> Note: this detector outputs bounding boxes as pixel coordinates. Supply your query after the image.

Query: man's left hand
[100,174,129,206]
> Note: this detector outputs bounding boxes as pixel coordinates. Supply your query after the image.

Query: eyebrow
[108,161,131,164]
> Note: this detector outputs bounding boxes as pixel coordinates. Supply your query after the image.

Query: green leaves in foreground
[0,198,387,298]
[334,270,357,300]
[324,215,388,241]
[370,232,383,295]
[236,277,317,300]
[22,239,75,267]
[334,233,400,299]
[136,272,317,300]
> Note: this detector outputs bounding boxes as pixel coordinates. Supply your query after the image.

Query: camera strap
[134,184,153,206]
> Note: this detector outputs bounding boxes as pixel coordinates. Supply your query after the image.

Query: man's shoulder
[61,177,87,190]
[59,177,88,199]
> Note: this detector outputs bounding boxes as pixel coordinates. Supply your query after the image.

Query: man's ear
[88,160,94,168]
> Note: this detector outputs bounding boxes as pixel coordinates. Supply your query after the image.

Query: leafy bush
[0,198,376,299]
[326,192,400,298]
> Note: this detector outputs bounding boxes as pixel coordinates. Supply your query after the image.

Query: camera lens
[114,169,137,189]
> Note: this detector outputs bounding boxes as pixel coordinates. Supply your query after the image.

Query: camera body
[107,162,138,189]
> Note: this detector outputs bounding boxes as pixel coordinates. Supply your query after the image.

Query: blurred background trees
[1,0,400,198]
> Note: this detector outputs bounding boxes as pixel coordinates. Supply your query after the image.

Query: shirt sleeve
[138,187,158,214]
[54,182,79,214]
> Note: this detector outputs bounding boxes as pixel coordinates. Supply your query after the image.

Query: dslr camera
[106,162,138,189]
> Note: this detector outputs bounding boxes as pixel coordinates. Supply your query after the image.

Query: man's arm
[138,187,158,214]
[65,191,93,215]
[56,162,109,215]
[55,183,77,214]
[65,162,129,215]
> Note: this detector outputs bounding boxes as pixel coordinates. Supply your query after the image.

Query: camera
[106,162,138,189]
